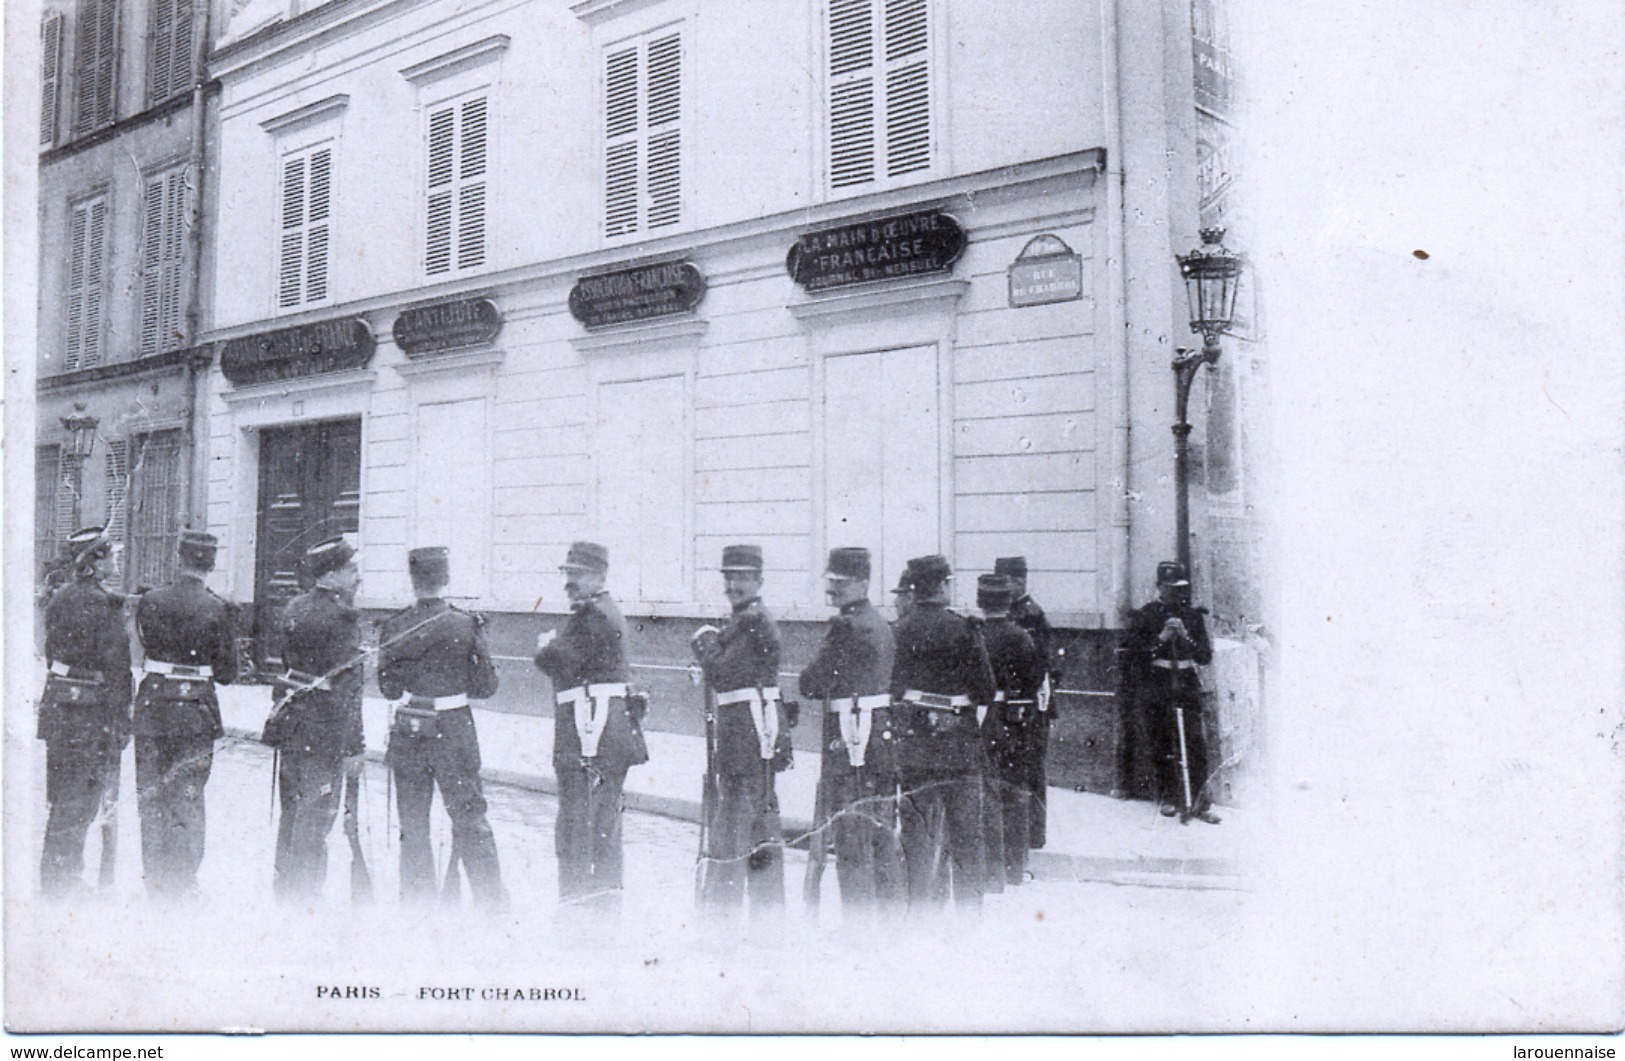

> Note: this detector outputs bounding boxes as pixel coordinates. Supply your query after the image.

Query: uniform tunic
[39,574,132,895]
[799,598,903,912]
[534,591,646,905]
[980,616,1044,887]
[1009,593,1060,847]
[377,598,504,907]
[269,586,365,901]
[134,574,236,898]
[1124,598,1215,813]
[695,597,785,916]
[889,601,995,910]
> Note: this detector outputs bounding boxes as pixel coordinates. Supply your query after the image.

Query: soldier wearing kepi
[38,528,132,898]
[976,574,1045,888]
[691,544,787,926]
[799,547,903,916]
[1125,561,1220,824]
[890,554,995,912]
[534,542,649,912]
[263,537,366,902]
[377,546,506,908]
[996,556,1063,850]
[133,530,236,899]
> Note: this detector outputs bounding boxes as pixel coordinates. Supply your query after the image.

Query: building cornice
[570,0,667,27]
[38,347,212,393]
[259,94,351,135]
[39,92,196,166]
[399,35,510,85]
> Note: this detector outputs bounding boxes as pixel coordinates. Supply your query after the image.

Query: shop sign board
[393,298,503,357]
[568,260,706,329]
[787,209,965,291]
[1008,235,1083,307]
[220,318,375,387]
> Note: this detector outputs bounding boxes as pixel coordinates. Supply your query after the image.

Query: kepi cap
[409,546,450,586]
[905,554,952,593]
[994,556,1028,579]
[719,544,764,573]
[307,536,356,578]
[977,573,1015,611]
[66,526,112,565]
[178,530,218,570]
[824,547,871,582]
[1156,560,1190,587]
[560,541,609,574]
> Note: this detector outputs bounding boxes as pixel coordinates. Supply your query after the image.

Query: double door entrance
[253,419,361,669]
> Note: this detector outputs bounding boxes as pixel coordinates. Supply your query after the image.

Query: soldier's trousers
[273,746,344,902]
[40,736,119,895]
[1149,694,1213,812]
[898,770,986,911]
[389,709,504,908]
[555,761,628,906]
[824,768,905,912]
[1026,711,1052,848]
[989,771,1031,884]
[700,769,785,918]
[135,734,214,897]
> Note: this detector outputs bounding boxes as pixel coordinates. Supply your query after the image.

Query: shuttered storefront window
[141,166,188,352]
[147,0,194,105]
[827,0,932,191]
[603,28,682,239]
[74,0,119,135]
[64,194,109,372]
[424,95,488,276]
[277,144,332,308]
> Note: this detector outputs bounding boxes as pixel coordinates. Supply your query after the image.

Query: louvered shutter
[65,196,107,371]
[827,0,876,188]
[75,0,118,134]
[278,153,306,305]
[42,14,63,145]
[424,105,455,274]
[882,0,930,176]
[141,168,188,352]
[65,202,89,371]
[456,97,487,269]
[56,449,81,547]
[36,446,62,575]
[425,98,486,275]
[140,176,164,352]
[603,46,640,237]
[827,0,931,189]
[104,440,129,549]
[306,147,331,299]
[644,33,681,229]
[276,146,332,305]
[149,0,194,104]
[603,32,682,238]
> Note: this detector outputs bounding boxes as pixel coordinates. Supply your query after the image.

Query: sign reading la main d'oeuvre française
[786,209,966,292]
[220,318,375,387]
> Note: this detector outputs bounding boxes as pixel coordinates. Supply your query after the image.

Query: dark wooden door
[253,419,361,669]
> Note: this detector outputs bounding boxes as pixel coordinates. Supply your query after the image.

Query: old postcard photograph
[3,0,1621,1043]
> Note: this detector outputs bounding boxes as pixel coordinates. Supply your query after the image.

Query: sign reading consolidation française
[568,261,706,329]
[393,297,503,357]
[220,318,375,387]
[787,209,966,291]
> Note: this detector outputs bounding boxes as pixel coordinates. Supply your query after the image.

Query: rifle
[801,767,830,916]
[343,768,373,903]
[695,686,717,905]
[1168,622,1195,824]
[96,736,122,888]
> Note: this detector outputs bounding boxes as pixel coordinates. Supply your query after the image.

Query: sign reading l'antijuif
[787,209,965,291]
[393,297,502,357]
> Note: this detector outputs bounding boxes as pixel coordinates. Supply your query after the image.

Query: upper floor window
[424,94,488,276]
[140,164,188,352]
[147,0,194,106]
[41,13,64,145]
[277,143,333,307]
[826,0,933,192]
[64,193,109,372]
[602,26,682,239]
[73,0,120,135]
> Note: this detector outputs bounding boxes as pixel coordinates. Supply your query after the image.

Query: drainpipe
[181,0,213,529]
[1101,0,1132,624]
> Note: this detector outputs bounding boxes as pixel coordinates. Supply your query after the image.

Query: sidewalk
[218,685,1250,891]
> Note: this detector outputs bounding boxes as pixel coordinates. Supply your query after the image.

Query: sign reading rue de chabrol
[1008,234,1084,308]
[220,318,375,387]
[393,297,503,357]
[786,210,966,291]
[568,260,707,329]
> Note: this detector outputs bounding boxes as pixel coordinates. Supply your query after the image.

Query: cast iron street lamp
[61,406,100,461]
[1171,227,1243,573]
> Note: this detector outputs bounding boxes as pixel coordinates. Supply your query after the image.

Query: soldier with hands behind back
[377,546,506,908]
[38,528,132,898]
[133,530,236,900]
[976,574,1044,888]
[996,556,1063,850]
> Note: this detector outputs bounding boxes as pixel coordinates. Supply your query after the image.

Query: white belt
[901,690,972,710]
[556,683,629,759]
[395,692,469,711]
[1038,673,1053,714]
[1152,659,1200,671]
[714,685,781,760]
[143,660,213,679]
[282,669,332,693]
[50,661,104,681]
[827,694,890,768]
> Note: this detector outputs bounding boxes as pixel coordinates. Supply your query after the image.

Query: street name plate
[1009,254,1083,307]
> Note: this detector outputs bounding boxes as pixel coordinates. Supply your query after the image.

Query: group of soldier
[36,523,1219,922]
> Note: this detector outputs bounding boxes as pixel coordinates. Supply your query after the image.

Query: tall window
[129,431,183,590]
[104,439,129,550]
[42,13,64,145]
[424,94,487,276]
[74,0,119,135]
[36,446,64,578]
[277,144,332,308]
[602,28,682,238]
[64,193,109,372]
[141,165,187,352]
[826,0,932,191]
[147,0,194,106]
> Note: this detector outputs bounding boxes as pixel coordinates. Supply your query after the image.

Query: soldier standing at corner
[377,546,506,908]
[799,546,903,917]
[997,556,1063,850]
[38,528,132,898]
[534,542,649,913]
[265,537,366,902]
[976,574,1044,888]
[1125,561,1220,824]
[890,555,995,912]
[692,545,787,927]
[134,530,236,900]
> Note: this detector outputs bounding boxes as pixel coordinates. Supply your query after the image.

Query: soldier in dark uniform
[691,544,787,925]
[976,574,1044,888]
[534,542,649,911]
[1124,561,1220,824]
[38,527,132,897]
[377,546,506,908]
[133,530,236,899]
[890,555,995,912]
[263,537,366,902]
[997,556,1063,849]
[800,546,903,916]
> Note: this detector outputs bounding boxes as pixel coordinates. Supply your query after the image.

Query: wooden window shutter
[42,14,64,145]
[74,0,119,135]
[276,146,332,305]
[148,0,193,104]
[603,46,640,237]
[36,446,63,575]
[306,147,332,299]
[827,0,931,189]
[278,153,306,306]
[882,0,930,177]
[644,32,681,230]
[424,97,486,275]
[603,31,682,238]
[828,0,876,188]
[56,448,81,548]
[141,168,188,353]
[104,439,129,547]
[424,104,456,274]
[456,97,487,270]
[65,196,107,371]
